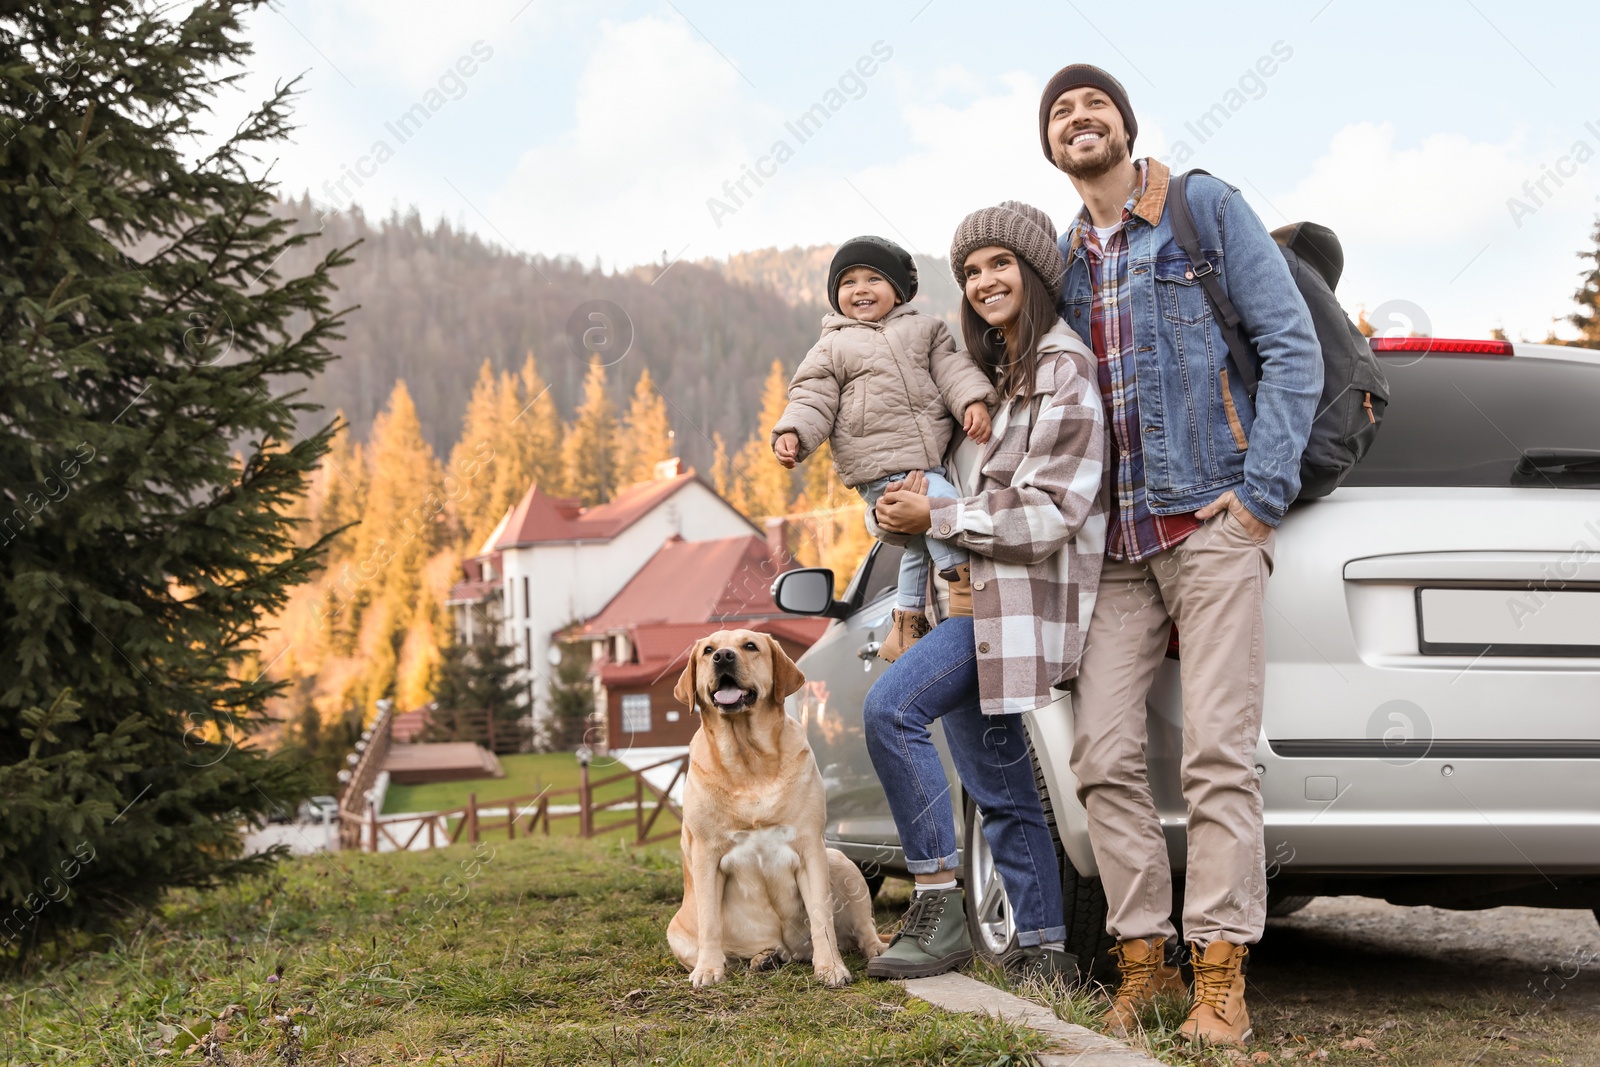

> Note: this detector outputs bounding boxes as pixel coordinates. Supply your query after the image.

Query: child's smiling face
[836,266,899,322]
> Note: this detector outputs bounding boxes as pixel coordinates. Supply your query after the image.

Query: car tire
[960,758,1118,979]
[963,793,1017,966]
[1266,892,1315,917]
[1032,753,1118,981]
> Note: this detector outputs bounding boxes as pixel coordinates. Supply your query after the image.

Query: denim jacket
[1056,159,1322,527]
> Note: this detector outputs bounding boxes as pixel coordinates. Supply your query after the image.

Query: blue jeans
[856,467,968,609]
[862,615,1066,947]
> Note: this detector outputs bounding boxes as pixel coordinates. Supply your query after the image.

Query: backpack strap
[1168,169,1259,399]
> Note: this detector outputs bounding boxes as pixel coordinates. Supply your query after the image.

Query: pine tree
[1569,215,1600,348]
[0,1,350,955]
[562,355,618,506]
[429,625,523,746]
[615,368,674,488]
[545,644,595,751]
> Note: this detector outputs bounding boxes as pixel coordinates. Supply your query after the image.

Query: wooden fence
[337,705,393,851]
[420,707,528,755]
[359,752,689,852]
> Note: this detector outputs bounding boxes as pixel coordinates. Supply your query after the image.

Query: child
[771,236,997,662]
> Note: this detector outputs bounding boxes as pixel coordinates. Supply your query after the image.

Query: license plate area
[1416,586,1600,656]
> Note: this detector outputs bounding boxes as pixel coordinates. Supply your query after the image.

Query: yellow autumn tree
[314,413,366,559]
[448,360,505,546]
[517,353,565,492]
[358,380,445,620]
[787,441,871,592]
[614,367,674,488]
[562,354,618,506]
[727,359,795,519]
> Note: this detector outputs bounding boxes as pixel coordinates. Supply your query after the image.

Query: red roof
[492,471,742,550]
[580,533,830,691]
[580,535,790,634]
[596,617,829,689]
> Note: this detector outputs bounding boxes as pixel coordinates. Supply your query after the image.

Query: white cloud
[1274,122,1529,244]
[488,15,780,265]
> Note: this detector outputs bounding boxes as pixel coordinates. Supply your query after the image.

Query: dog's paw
[689,963,725,988]
[815,959,852,988]
[860,936,889,960]
[749,949,785,972]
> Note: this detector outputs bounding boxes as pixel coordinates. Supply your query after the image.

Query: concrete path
[901,972,1169,1066]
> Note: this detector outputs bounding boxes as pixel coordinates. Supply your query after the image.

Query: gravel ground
[1243,897,1600,1065]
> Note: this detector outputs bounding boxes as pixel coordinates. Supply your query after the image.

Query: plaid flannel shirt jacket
[925,323,1107,715]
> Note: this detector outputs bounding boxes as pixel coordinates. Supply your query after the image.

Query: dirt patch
[1245,898,1600,1064]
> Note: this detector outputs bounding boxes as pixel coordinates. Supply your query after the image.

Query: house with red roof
[446,460,758,736]
[573,529,829,749]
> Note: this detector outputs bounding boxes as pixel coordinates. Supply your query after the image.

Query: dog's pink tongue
[713,687,744,706]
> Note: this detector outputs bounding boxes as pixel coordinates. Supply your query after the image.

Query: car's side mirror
[771,568,849,619]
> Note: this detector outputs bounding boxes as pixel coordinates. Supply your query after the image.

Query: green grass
[383,751,667,815]
[1,836,1047,1065]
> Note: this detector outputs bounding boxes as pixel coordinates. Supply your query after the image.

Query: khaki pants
[1069,510,1275,947]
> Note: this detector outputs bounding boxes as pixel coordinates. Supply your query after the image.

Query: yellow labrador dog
[668,629,886,987]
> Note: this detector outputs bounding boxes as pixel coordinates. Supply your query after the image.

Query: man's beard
[1056,131,1130,180]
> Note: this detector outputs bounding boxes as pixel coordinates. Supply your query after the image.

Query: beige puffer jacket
[771,305,997,488]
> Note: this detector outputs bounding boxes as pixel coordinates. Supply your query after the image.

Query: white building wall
[494,483,755,737]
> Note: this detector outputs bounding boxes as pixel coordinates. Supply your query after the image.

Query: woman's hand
[875,484,933,534]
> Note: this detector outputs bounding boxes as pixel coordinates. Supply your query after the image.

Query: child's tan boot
[879,608,932,663]
[941,564,974,617]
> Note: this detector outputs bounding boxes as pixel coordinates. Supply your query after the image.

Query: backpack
[1168,169,1389,501]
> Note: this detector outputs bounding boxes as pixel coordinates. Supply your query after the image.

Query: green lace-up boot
[1008,944,1080,987]
[865,888,973,979]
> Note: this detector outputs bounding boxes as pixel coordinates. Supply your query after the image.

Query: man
[1040,65,1321,1047]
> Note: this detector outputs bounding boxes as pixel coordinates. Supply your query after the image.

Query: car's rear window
[1343,353,1600,488]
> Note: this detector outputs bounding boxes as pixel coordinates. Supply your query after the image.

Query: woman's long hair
[958,255,1058,403]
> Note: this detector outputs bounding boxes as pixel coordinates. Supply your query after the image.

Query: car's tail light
[1369,337,1514,356]
[1166,624,1180,660]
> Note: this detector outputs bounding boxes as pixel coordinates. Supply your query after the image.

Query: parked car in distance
[298,795,340,824]
[773,338,1600,976]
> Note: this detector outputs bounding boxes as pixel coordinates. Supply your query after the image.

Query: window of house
[522,576,530,618]
[524,628,532,672]
[621,694,651,733]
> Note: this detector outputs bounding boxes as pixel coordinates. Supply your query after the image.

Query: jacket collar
[1065,157,1171,258]
[820,302,919,332]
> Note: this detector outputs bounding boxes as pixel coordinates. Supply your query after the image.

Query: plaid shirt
[924,326,1106,715]
[1072,160,1202,562]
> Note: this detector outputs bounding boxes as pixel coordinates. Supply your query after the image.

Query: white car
[773,338,1600,975]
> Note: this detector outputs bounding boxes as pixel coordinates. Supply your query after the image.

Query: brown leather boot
[1178,940,1252,1047]
[1104,936,1186,1038]
[942,563,973,617]
[878,608,932,663]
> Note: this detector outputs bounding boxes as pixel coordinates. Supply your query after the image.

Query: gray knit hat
[948,200,1065,298]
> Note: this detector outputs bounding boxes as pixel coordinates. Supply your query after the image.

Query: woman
[863,201,1106,983]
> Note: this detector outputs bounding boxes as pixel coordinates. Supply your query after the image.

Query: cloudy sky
[221,0,1600,340]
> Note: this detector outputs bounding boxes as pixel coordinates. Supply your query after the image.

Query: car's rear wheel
[1266,891,1315,917]
[960,756,1117,979]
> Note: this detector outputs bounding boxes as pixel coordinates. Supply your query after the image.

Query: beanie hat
[1037,63,1137,165]
[948,200,1065,298]
[827,236,918,313]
